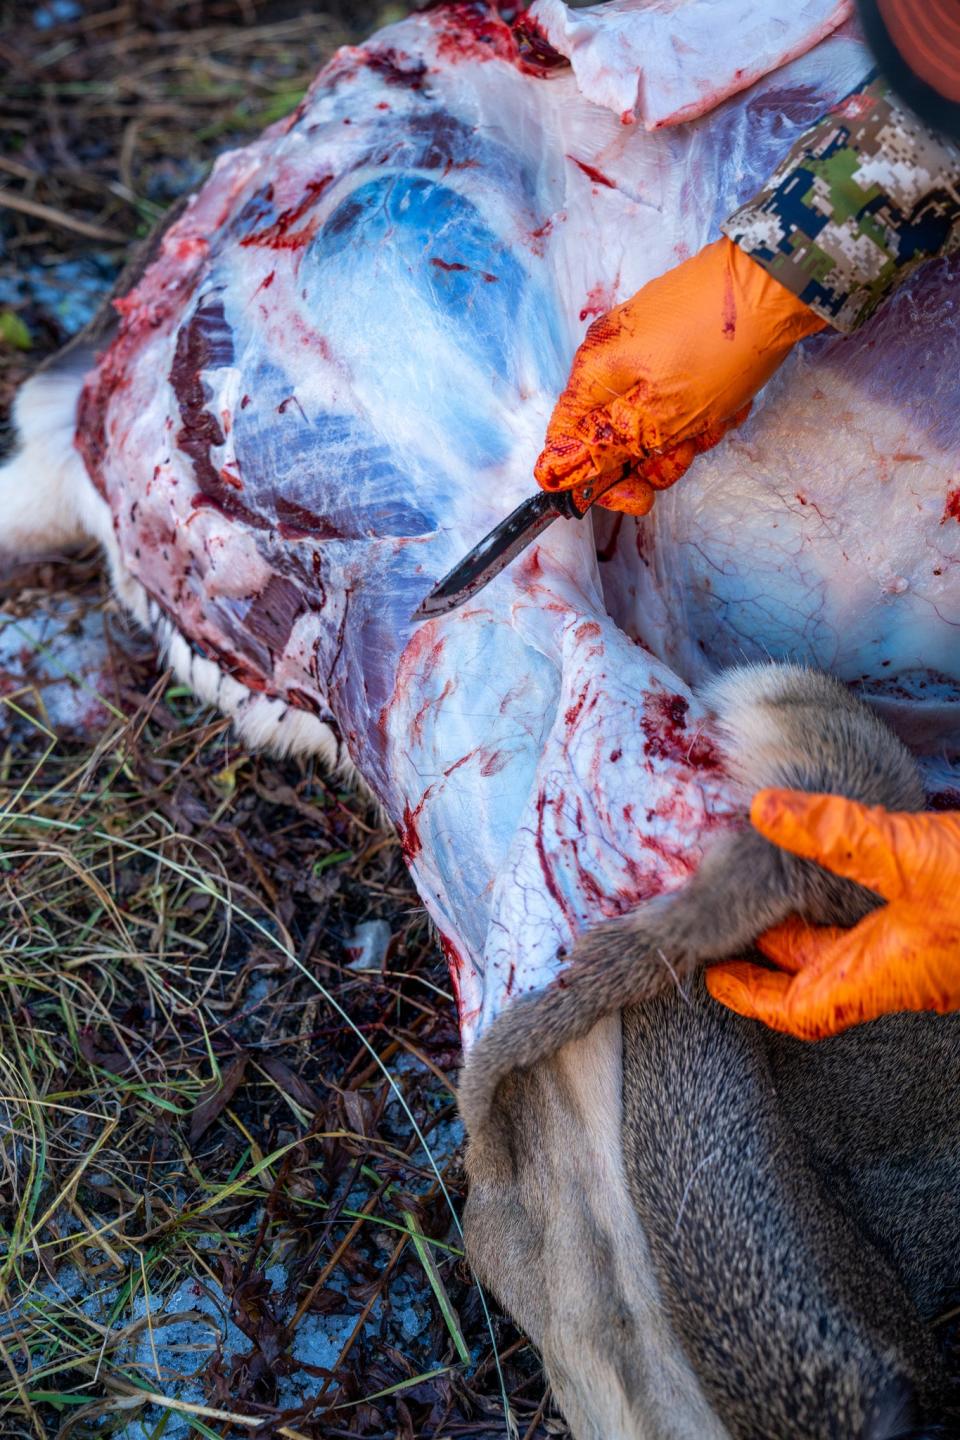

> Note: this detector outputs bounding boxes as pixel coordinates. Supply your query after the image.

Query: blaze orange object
[535,236,826,514]
[706,789,960,1040]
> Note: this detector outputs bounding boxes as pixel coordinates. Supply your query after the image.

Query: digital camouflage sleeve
[723,70,960,331]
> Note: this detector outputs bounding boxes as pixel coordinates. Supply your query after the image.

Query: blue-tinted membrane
[311,175,524,378]
[232,382,439,539]
[300,174,565,464]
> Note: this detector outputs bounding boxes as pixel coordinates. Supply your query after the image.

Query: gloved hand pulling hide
[706,790,960,1040]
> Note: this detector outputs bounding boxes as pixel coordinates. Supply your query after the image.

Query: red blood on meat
[640,688,723,770]
[564,683,596,729]
[579,282,612,323]
[520,546,542,580]
[190,490,271,530]
[943,487,960,523]
[401,803,421,859]
[433,4,521,65]
[378,624,447,735]
[444,747,479,777]
[440,937,477,1026]
[76,355,129,498]
[622,855,670,904]
[572,857,607,911]
[400,790,432,860]
[277,395,307,420]
[275,497,348,541]
[569,157,616,190]
[528,217,553,256]
[402,627,447,684]
[634,830,693,876]
[513,10,568,76]
[239,175,334,251]
[440,933,464,974]
[364,46,428,88]
[411,677,455,745]
[286,686,325,716]
[191,631,273,693]
[78,235,208,496]
[170,296,233,483]
[431,3,568,77]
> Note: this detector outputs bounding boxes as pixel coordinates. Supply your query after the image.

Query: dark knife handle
[554,467,631,519]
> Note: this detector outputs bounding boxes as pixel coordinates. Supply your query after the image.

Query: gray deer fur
[461,663,960,1439]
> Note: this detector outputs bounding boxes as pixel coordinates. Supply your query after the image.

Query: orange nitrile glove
[706,790,960,1041]
[535,236,826,515]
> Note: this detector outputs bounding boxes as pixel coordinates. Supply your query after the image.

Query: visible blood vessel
[579,282,613,323]
[535,789,576,927]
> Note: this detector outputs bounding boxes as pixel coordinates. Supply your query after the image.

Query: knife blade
[411,471,623,621]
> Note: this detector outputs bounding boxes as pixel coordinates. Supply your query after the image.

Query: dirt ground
[0,2,568,1435]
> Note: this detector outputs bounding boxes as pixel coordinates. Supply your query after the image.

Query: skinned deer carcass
[3,1,960,1435]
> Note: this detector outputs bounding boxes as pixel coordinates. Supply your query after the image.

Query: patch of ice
[0,599,114,735]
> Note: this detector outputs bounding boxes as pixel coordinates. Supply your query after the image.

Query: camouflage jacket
[723,70,960,331]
